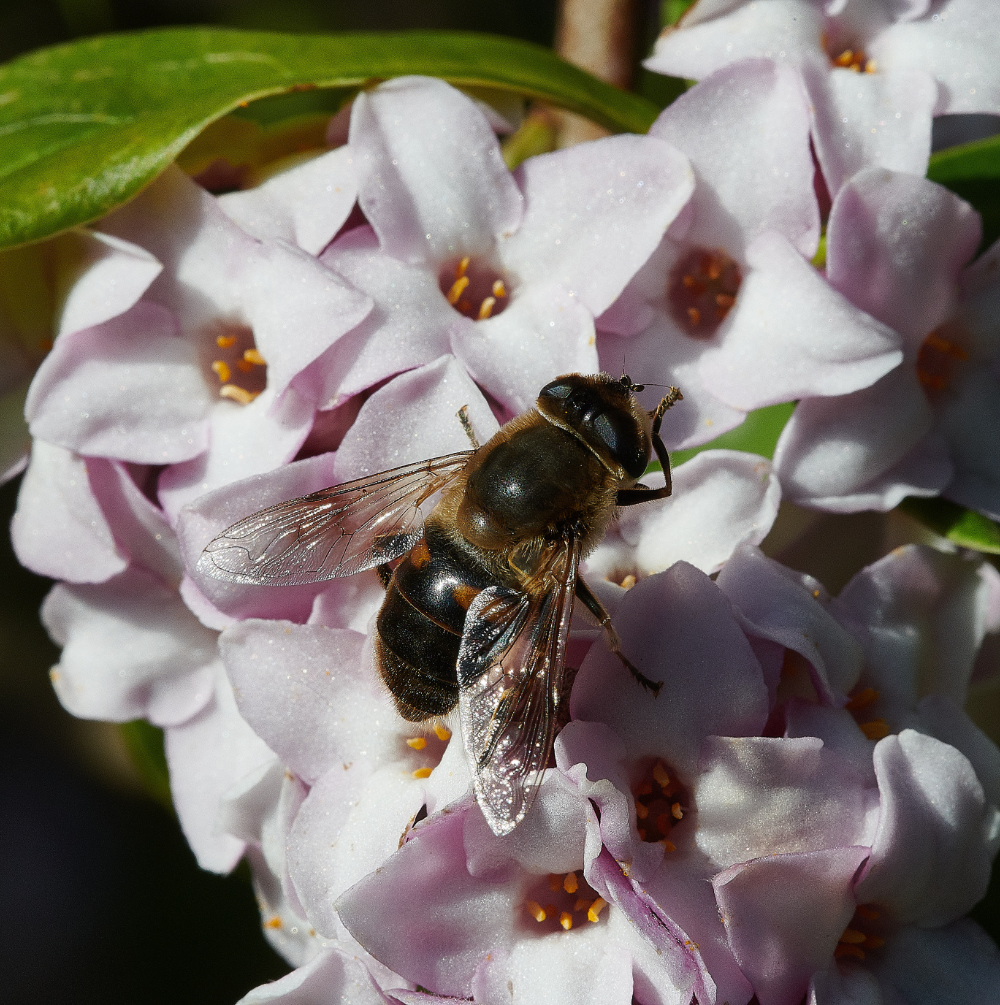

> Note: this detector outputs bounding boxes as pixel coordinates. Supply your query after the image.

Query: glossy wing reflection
[457,540,580,836]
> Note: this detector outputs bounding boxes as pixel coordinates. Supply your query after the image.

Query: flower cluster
[7,3,1000,1002]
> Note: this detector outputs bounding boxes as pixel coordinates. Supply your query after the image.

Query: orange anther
[845,687,879,711]
[216,334,237,348]
[560,912,573,930]
[671,802,684,820]
[211,360,231,383]
[447,276,470,305]
[563,872,579,894]
[406,737,427,750]
[587,897,608,923]
[525,900,546,922]
[860,719,891,741]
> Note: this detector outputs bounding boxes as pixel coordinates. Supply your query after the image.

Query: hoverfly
[198,373,680,835]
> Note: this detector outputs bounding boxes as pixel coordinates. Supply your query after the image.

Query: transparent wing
[457,539,580,836]
[196,451,473,586]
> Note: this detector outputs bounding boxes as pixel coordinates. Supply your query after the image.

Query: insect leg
[616,386,681,507]
[457,405,480,449]
[377,563,393,589]
[574,576,662,695]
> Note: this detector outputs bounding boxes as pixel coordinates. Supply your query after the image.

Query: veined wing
[196,451,473,586]
[457,539,580,836]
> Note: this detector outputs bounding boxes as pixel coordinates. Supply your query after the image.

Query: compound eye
[539,380,574,400]
[594,412,647,478]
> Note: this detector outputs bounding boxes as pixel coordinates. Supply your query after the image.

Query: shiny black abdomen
[461,423,602,543]
[375,527,494,721]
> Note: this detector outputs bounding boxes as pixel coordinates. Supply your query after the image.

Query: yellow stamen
[243,348,267,366]
[433,723,452,742]
[656,813,670,835]
[835,944,865,960]
[563,872,579,894]
[211,360,231,383]
[216,334,237,348]
[456,256,470,279]
[412,767,433,779]
[525,900,546,923]
[492,279,507,298]
[406,737,427,750]
[687,306,701,326]
[559,912,573,931]
[835,49,855,67]
[620,575,637,590]
[265,916,282,929]
[652,762,671,789]
[220,384,256,405]
[574,897,589,911]
[860,719,891,741]
[840,929,866,944]
[865,58,877,73]
[478,296,496,320]
[447,275,470,305]
[635,802,649,820]
[671,802,684,821]
[548,874,563,892]
[660,839,676,852]
[237,358,254,373]
[845,687,879,712]
[587,897,608,923]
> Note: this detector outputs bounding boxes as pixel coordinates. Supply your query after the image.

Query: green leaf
[0,28,660,250]
[898,496,1000,555]
[928,133,1000,251]
[118,720,173,809]
[669,401,796,467]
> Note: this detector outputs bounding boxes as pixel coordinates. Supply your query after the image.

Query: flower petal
[333,355,498,481]
[696,735,879,868]
[856,730,994,926]
[498,134,694,316]
[238,945,393,1005]
[350,77,522,265]
[451,282,596,416]
[309,227,454,406]
[826,168,980,345]
[164,665,275,872]
[805,65,936,196]
[698,231,903,410]
[571,562,769,777]
[220,620,398,784]
[616,451,781,577]
[772,369,951,511]
[649,59,818,258]
[158,385,315,520]
[41,566,218,726]
[11,440,126,583]
[218,145,358,255]
[57,229,162,338]
[26,299,211,464]
[713,846,870,1005]
[717,544,864,702]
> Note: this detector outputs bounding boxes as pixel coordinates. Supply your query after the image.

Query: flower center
[823,32,876,73]
[845,685,891,741]
[439,256,509,321]
[916,326,969,396]
[835,904,887,960]
[667,247,742,338]
[404,721,452,779]
[207,322,267,405]
[632,759,690,850]
[522,871,607,934]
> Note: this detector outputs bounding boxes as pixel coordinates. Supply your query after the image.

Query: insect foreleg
[616,386,680,507]
[377,563,393,589]
[574,576,662,695]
